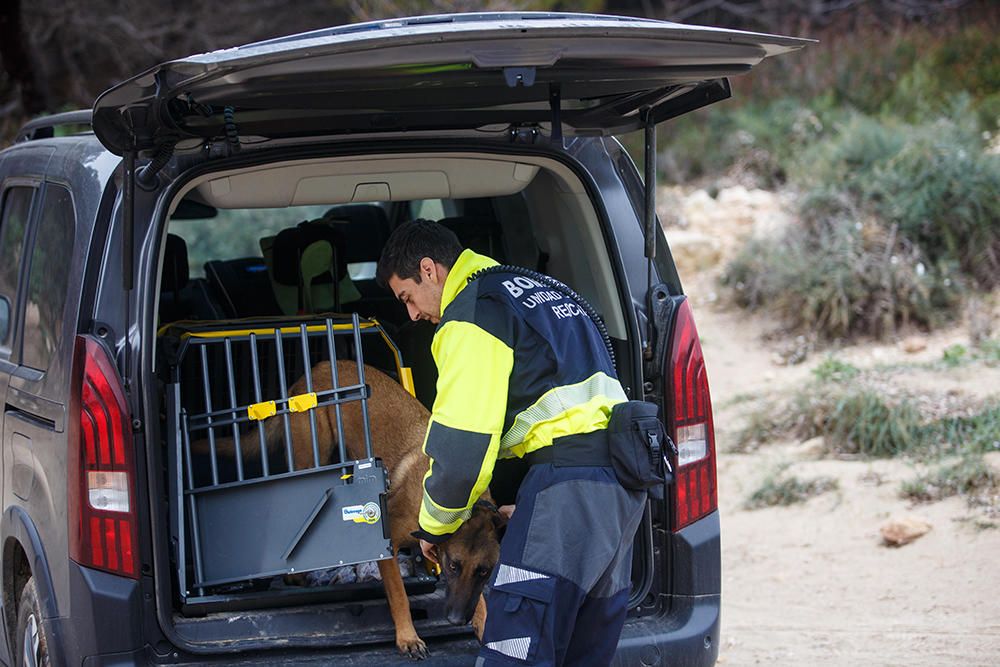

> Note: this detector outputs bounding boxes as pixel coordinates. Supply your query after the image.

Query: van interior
[150,151,643,649]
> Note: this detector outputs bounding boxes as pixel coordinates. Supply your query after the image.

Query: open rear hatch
[117,11,811,656]
[92,12,811,154]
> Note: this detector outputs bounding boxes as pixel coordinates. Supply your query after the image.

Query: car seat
[159,233,227,323]
[261,219,360,316]
[203,257,283,318]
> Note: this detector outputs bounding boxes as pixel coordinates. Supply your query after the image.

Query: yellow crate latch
[248,400,277,421]
[289,392,318,413]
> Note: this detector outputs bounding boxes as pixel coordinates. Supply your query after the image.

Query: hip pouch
[607,401,673,500]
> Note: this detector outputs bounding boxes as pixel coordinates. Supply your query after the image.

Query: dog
[195,359,500,659]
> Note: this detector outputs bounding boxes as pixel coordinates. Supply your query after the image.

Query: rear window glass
[0,187,34,347]
[169,205,335,278]
[22,185,76,371]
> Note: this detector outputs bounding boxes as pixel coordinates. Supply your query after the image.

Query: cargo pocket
[482,570,556,664]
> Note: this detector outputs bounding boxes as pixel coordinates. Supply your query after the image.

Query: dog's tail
[188,416,285,462]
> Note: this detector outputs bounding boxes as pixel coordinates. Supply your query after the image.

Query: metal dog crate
[160,313,411,606]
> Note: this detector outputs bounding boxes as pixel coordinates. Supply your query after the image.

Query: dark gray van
[0,12,807,667]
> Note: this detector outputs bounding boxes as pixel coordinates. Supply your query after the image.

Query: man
[376,219,646,666]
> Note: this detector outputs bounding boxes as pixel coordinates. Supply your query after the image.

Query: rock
[880,516,932,547]
[901,336,928,354]
[791,436,825,460]
[984,451,1000,477]
[663,230,722,274]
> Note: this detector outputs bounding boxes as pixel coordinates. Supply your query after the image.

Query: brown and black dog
[197,360,499,659]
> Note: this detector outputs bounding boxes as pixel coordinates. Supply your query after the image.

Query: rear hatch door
[92,12,810,154]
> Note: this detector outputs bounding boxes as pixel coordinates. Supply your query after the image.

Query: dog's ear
[490,507,509,539]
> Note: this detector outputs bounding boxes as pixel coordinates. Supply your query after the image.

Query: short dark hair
[376,219,463,288]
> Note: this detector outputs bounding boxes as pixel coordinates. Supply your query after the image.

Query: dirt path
[667,186,1000,666]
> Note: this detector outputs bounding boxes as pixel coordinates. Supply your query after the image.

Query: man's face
[388,257,446,324]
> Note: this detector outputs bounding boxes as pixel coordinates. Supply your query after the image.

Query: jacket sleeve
[414,312,514,543]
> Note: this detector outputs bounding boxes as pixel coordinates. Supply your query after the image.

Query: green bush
[724,214,960,341]
[861,114,1000,287]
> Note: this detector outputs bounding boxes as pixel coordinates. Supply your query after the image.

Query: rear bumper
[75,512,721,666]
[610,510,722,666]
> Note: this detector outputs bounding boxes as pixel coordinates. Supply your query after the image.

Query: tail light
[68,335,140,578]
[665,299,718,530]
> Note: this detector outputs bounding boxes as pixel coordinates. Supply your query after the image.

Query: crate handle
[248,400,277,421]
[288,392,318,413]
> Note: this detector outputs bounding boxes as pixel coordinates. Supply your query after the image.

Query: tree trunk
[0,0,48,114]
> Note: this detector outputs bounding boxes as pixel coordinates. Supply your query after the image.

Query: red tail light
[665,299,718,530]
[69,336,140,578]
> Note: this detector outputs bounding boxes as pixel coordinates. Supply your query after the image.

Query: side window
[22,185,76,371]
[0,187,34,349]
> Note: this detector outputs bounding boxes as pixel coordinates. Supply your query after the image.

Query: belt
[524,429,612,468]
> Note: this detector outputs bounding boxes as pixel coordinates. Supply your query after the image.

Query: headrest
[319,204,390,265]
[271,221,348,286]
[438,216,504,260]
[162,233,189,291]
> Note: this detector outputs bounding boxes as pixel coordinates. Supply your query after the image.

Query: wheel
[15,577,50,667]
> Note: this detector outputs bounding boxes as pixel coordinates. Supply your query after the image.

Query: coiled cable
[223,106,240,153]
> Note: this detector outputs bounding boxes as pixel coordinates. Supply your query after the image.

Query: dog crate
[160,313,413,608]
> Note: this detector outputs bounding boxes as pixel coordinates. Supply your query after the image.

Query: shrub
[724,214,960,341]
[862,114,1000,287]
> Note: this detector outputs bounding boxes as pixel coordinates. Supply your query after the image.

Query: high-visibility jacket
[415,249,627,543]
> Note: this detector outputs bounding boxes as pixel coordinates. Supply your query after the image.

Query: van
[0,12,807,666]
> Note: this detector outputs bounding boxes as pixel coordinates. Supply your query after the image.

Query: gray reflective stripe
[500,372,627,449]
[494,564,548,587]
[486,637,531,660]
[421,493,472,526]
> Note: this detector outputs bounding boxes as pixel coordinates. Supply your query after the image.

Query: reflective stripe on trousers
[477,463,646,666]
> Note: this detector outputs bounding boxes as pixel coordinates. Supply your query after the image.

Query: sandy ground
[665,186,1000,666]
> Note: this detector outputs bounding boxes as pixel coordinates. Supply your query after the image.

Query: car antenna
[642,108,657,362]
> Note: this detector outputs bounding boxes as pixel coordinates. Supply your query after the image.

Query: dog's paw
[397,634,429,660]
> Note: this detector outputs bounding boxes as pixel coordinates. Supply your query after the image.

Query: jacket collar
[440,249,498,318]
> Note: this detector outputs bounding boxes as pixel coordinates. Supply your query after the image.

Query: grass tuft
[793,388,921,458]
[812,357,860,382]
[900,457,999,513]
[744,464,839,509]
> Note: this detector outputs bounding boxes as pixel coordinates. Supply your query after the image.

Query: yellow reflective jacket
[415,250,627,542]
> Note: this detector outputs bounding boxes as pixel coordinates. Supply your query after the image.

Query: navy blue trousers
[476,463,646,666]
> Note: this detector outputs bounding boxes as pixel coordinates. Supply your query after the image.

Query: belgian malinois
[196,360,500,659]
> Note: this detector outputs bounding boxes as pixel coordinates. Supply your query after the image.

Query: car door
[0,180,39,667]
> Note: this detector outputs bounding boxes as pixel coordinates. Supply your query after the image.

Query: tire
[15,577,50,667]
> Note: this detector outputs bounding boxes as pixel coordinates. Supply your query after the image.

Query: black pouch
[607,401,674,500]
